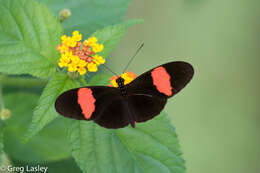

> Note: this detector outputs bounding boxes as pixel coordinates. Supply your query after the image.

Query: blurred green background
[110,0,260,173]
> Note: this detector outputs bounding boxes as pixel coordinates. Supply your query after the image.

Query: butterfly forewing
[55,88,85,120]
[128,61,194,98]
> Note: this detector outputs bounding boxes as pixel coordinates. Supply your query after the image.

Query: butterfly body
[116,77,128,97]
[55,61,194,129]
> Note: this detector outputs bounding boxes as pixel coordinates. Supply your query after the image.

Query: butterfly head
[116,77,125,88]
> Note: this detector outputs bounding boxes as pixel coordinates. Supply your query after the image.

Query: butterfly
[55,61,194,129]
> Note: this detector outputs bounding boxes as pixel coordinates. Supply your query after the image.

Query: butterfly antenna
[94,58,118,76]
[102,63,118,76]
[122,43,144,73]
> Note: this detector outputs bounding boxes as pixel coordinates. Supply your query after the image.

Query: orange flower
[109,72,136,87]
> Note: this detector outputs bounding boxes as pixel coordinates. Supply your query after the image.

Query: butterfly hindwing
[128,61,194,98]
[128,92,167,122]
[93,96,131,129]
[55,86,130,129]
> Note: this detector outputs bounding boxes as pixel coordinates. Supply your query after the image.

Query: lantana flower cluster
[109,72,137,87]
[57,31,105,75]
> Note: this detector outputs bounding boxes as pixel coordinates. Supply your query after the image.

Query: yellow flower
[70,55,80,64]
[60,45,69,53]
[77,67,87,75]
[61,35,67,42]
[83,36,98,47]
[78,59,87,67]
[61,36,75,48]
[88,36,98,44]
[58,62,66,68]
[61,51,73,59]
[73,30,79,36]
[72,30,82,42]
[92,43,104,53]
[93,55,105,65]
[57,44,69,54]
[61,35,70,46]
[83,40,88,46]
[58,57,70,68]
[87,62,98,72]
[68,37,77,47]
[68,62,78,72]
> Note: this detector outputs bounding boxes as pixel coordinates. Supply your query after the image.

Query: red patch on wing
[77,88,96,119]
[151,66,172,96]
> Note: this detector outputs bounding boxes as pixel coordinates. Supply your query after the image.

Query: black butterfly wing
[127,61,194,122]
[128,61,194,98]
[55,86,130,129]
[127,92,167,123]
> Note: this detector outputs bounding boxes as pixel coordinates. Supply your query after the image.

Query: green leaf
[24,73,80,142]
[4,93,71,162]
[68,112,185,173]
[0,0,62,78]
[87,73,112,86]
[39,0,132,36]
[92,19,143,58]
